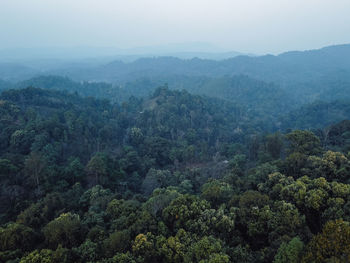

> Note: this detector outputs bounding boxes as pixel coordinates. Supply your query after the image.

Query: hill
[2,44,350,105]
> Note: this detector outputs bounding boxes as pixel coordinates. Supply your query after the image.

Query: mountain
[0,74,295,121]
[46,44,350,102]
[281,100,350,130]
[0,43,249,63]
[2,44,350,108]
[279,44,350,70]
[0,63,39,82]
[0,79,12,91]
[14,76,115,99]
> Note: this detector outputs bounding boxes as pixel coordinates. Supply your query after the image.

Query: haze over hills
[0,42,250,65]
[0,43,349,114]
[1,43,350,106]
[0,43,349,87]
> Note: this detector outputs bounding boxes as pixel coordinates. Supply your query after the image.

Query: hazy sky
[1,0,350,54]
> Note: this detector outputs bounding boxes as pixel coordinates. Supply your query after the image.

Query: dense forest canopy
[1,44,350,262]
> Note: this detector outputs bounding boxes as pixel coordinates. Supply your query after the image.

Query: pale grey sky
[1,0,350,54]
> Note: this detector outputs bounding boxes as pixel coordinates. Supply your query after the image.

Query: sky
[1,0,350,54]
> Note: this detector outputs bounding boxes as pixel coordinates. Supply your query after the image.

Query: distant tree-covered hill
[281,100,350,130]
[0,74,296,119]
[0,79,12,91]
[2,44,350,104]
[51,44,350,96]
[4,75,350,134]
[0,63,38,82]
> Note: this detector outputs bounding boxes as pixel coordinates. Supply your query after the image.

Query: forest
[1,44,350,262]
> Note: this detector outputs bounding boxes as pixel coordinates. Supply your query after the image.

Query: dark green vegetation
[2,44,350,262]
[1,84,350,262]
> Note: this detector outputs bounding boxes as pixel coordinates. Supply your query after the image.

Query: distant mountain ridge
[52,43,350,85]
[0,43,348,81]
[1,43,350,106]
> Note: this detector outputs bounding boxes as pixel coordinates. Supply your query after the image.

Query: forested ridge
[1,84,350,263]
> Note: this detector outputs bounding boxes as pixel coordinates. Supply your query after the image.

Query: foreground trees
[302,220,350,262]
[43,213,85,249]
[2,87,350,262]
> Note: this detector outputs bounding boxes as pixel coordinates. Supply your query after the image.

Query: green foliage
[184,236,229,263]
[0,249,22,263]
[143,188,181,217]
[286,130,321,156]
[273,237,304,263]
[0,223,38,252]
[141,168,171,195]
[302,220,350,262]
[20,249,55,263]
[85,153,109,186]
[17,193,64,228]
[3,85,350,262]
[162,194,211,232]
[132,233,157,261]
[111,252,137,263]
[0,159,18,178]
[103,230,131,257]
[266,133,284,159]
[73,239,99,262]
[19,246,71,263]
[79,185,114,227]
[43,213,85,248]
[201,179,233,206]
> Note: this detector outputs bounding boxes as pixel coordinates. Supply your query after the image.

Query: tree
[132,233,158,262]
[286,130,321,156]
[201,179,233,206]
[269,201,305,243]
[303,151,350,181]
[79,185,113,227]
[0,223,38,252]
[24,152,47,195]
[273,237,304,263]
[184,236,229,263]
[85,153,109,186]
[19,249,55,263]
[284,152,308,178]
[103,230,131,257]
[19,246,71,263]
[129,127,144,146]
[43,212,85,248]
[73,239,99,262]
[162,194,211,232]
[111,252,137,263]
[158,234,186,263]
[17,193,64,228]
[0,159,17,180]
[266,133,283,159]
[302,219,350,262]
[141,168,170,195]
[10,129,35,154]
[143,188,181,217]
[63,157,84,184]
